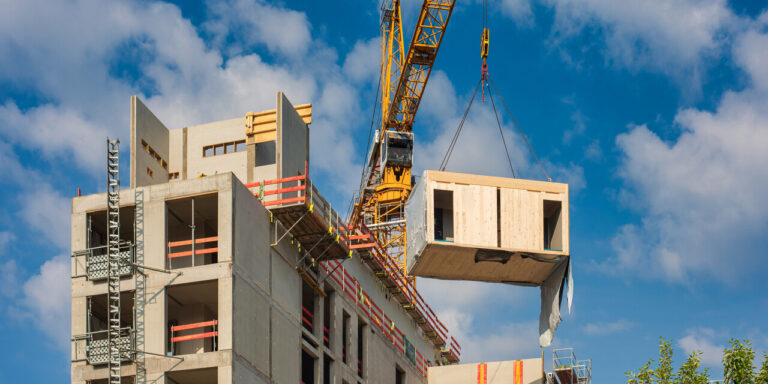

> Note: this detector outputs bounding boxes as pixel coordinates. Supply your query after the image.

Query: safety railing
[167,236,218,268]
[71,243,134,281]
[170,320,218,355]
[323,326,330,347]
[301,306,314,332]
[244,162,309,207]
[71,328,135,365]
[344,222,449,346]
[320,260,430,376]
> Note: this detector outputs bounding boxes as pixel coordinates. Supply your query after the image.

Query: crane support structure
[353,0,455,274]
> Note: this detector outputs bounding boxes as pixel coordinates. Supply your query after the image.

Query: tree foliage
[627,337,768,384]
[626,337,710,384]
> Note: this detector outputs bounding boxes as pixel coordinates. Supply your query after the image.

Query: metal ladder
[107,139,122,384]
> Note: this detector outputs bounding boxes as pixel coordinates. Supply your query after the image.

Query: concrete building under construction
[70,94,465,383]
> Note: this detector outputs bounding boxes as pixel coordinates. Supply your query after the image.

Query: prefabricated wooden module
[405,170,569,285]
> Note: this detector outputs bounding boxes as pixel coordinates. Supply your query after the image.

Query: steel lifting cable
[486,81,516,178]
[358,64,385,192]
[439,78,482,171]
[487,74,551,181]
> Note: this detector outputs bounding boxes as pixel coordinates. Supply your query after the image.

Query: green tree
[755,353,768,384]
[677,351,709,384]
[723,339,755,384]
[625,337,712,384]
[657,338,675,384]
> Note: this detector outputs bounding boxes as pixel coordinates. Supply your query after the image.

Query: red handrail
[171,320,218,343]
[168,236,219,259]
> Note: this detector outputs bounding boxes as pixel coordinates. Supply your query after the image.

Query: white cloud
[582,318,634,335]
[546,0,735,82]
[584,140,602,161]
[679,328,724,367]
[20,255,71,349]
[417,278,544,362]
[16,187,71,249]
[500,0,535,27]
[343,38,381,84]
[606,27,768,283]
[204,0,312,57]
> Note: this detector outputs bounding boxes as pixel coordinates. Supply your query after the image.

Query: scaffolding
[552,348,592,384]
[252,170,455,357]
[106,139,122,384]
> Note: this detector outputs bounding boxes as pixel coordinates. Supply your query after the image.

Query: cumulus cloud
[545,0,735,83]
[678,328,724,367]
[500,0,535,27]
[418,279,542,362]
[604,26,768,283]
[20,255,71,349]
[204,0,312,57]
[343,38,381,84]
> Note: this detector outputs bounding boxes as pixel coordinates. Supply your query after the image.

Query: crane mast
[352,0,455,274]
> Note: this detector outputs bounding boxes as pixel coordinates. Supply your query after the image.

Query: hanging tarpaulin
[538,259,568,347]
[404,335,416,363]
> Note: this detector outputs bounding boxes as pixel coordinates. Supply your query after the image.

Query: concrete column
[218,277,233,351]
[144,198,167,271]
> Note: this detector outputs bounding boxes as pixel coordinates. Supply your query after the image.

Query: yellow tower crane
[350,0,456,276]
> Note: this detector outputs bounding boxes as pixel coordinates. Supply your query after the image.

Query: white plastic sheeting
[538,258,572,347]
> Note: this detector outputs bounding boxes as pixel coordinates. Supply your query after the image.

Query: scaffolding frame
[106,139,122,384]
[553,348,591,384]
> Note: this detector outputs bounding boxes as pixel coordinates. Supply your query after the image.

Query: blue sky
[1,0,767,382]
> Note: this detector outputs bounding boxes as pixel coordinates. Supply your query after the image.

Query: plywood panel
[500,189,542,251]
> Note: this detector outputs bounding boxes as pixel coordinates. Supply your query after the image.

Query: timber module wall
[428,358,545,384]
[406,170,570,285]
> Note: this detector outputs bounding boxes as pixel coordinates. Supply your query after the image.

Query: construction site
[69,1,590,383]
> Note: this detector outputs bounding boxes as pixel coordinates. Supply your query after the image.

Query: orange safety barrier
[246,162,309,207]
[167,236,218,259]
[319,259,432,377]
[301,306,314,329]
[170,320,218,355]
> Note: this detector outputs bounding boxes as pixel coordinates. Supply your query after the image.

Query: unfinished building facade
[70,94,457,384]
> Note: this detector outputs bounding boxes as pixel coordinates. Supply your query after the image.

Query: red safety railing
[301,306,314,332]
[167,236,219,261]
[323,326,330,347]
[346,222,449,346]
[450,336,462,357]
[319,259,438,377]
[170,320,218,355]
[244,162,308,207]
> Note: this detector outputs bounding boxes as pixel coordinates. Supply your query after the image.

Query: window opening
[301,279,317,334]
[302,350,316,384]
[323,354,332,384]
[84,291,135,365]
[166,194,218,269]
[396,365,406,384]
[165,367,218,384]
[254,140,276,166]
[342,311,350,364]
[433,189,454,241]
[543,200,563,251]
[323,288,333,348]
[357,320,366,378]
[167,280,218,356]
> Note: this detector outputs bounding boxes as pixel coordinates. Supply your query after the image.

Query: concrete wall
[70,174,236,384]
[277,92,308,180]
[131,96,170,188]
[185,117,249,184]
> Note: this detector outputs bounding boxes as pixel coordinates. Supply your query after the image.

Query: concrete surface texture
[70,95,442,383]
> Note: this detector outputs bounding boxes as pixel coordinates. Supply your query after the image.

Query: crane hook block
[481,28,490,60]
